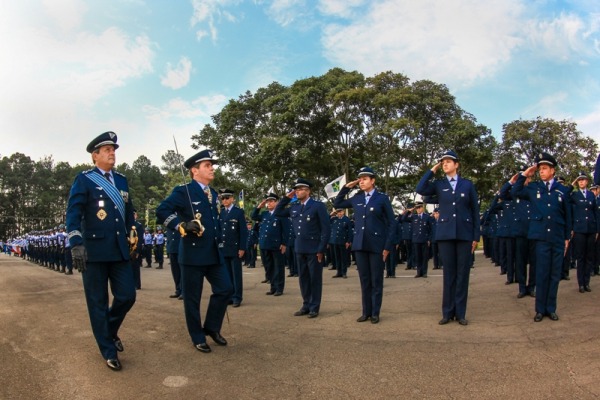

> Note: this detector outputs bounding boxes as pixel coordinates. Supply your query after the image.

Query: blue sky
[1,0,599,167]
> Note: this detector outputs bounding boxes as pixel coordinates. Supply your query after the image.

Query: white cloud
[190,0,241,42]
[522,92,569,117]
[41,0,87,32]
[524,12,597,61]
[161,57,193,89]
[576,103,600,143]
[321,0,524,88]
[317,0,366,19]
[0,3,155,165]
[142,95,229,121]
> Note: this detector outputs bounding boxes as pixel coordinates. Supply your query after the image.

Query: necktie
[365,193,371,204]
[204,187,213,203]
[104,172,113,185]
[546,181,550,192]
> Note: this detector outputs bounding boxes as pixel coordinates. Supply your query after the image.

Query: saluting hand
[286,189,295,199]
[345,179,360,189]
[509,172,520,185]
[257,199,267,209]
[523,165,537,178]
[431,162,442,173]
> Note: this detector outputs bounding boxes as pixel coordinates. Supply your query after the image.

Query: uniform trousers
[354,251,384,318]
[295,253,323,313]
[82,261,136,360]
[515,236,536,295]
[131,252,142,289]
[154,244,164,266]
[224,256,244,303]
[333,244,349,276]
[413,242,429,277]
[573,232,595,287]
[169,252,182,295]
[181,263,232,345]
[384,246,397,277]
[534,240,563,314]
[438,240,471,320]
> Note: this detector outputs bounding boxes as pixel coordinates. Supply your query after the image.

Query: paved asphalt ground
[1,252,600,400]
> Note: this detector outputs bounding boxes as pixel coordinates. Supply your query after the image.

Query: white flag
[324,175,346,199]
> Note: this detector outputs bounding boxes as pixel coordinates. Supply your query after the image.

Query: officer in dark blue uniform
[500,170,536,298]
[416,151,480,326]
[511,152,572,322]
[166,225,182,299]
[570,171,598,293]
[407,201,432,278]
[130,210,144,290]
[66,131,136,371]
[251,193,287,295]
[244,221,258,268]
[385,215,402,278]
[275,178,330,318]
[219,188,248,307]
[330,208,352,278]
[334,167,396,324]
[156,149,233,353]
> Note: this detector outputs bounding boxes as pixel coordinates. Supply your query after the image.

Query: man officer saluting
[66,132,136,371]
[156,149,233,353]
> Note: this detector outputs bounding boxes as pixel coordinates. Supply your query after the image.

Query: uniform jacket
[499,181,531,238]
[250,208,285,251]
[415,170,480,242]
[511,175,572,243]
[403,212,432,244]
[66,168,135,262]
[219,205,248,257]
[166,225,181,254]
[330,215,352,245]
[156,181,222,266]
[274,197,331,254]
[333,187,396,253]
[570,189,599,234]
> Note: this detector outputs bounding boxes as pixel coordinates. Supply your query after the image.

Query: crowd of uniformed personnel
[4,130,600,371]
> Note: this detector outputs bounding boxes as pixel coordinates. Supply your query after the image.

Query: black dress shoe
[261,279,269,283]
[232,303,241,307]
[273,292,283,296]
[343,275,347,278]
[106,358,122,371]
[294,310,309,316]
[169,293,180,298]
[505,281,513,285]
[370,316,380,324]
[579,286,585,293]
[422,275,427,278]
[529,291,536,297]
[195,343,212,353]
[113,336,124,352]
[548,313,559,321]
[439,317,451,325]
[307,311,319,318]
[562,276,570,280]
[266,291,275,295]
[332,275,342,278]
[204,330,227,346]
[534,313,544,322]
[414,274,422,278]
[458,319,468,326]
[356,315,369,322]
[517,292,526,298]
[585,286,592,292]
[178,295,183,300]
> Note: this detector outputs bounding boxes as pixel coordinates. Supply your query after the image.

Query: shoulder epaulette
[114,171,126,177]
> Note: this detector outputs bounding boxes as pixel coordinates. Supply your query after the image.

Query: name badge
[558,196,562,202]
[99,200,105,208]
[536,192,540,199]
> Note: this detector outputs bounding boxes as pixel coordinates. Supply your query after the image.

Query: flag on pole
[324,175,346,199]
[238,189,244,208]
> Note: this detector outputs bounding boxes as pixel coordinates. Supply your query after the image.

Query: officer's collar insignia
[192,201,200,205]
